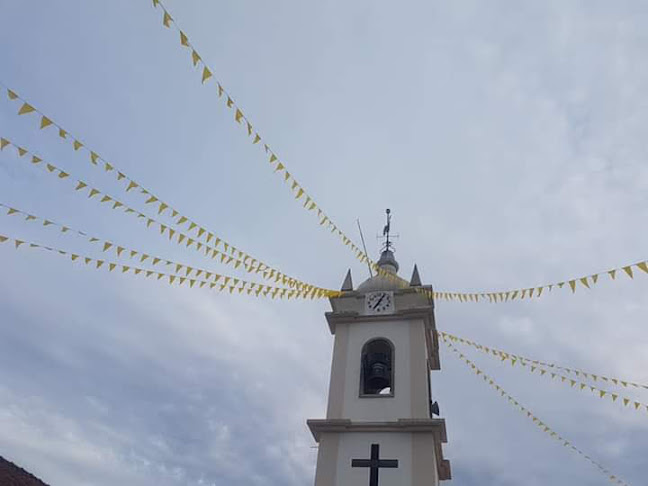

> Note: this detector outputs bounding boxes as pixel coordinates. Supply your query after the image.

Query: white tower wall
[308,256,451,486]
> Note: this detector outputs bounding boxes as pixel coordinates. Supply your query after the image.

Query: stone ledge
[307,418,447,442]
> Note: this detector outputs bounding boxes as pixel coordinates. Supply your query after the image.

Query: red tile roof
[0,456,50,486]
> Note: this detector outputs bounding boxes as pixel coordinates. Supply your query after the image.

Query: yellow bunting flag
[191,50,201,66]
[18,103,35,115]
[179,31,189,47]
[40,116,53,129]
[202,67,212,84]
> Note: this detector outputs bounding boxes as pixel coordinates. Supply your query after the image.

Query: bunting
[0,135,331,295]
[441,331,648,391]
[442,337,629,485]
[0,84,323,293]
[0,232,335,300]
[146,1,374,269]
[442,332,648,415]
[412,259,648,303]
[0,201,335,299]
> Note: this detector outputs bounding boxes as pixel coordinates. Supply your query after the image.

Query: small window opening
[361,339,394,396]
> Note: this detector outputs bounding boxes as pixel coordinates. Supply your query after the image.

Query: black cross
[351,443,399,486]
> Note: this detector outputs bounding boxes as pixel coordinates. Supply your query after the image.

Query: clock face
[365,291,394,314]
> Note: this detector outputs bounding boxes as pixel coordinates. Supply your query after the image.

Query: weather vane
[379,208,398,253]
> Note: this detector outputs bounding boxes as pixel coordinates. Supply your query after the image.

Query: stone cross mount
[351,443,399,486]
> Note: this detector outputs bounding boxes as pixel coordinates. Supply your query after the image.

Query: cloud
[1,0,648,485]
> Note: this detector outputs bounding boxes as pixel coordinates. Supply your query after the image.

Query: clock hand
[373,294,386,310]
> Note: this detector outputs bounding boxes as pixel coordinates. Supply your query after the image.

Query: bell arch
[359,337,395,397]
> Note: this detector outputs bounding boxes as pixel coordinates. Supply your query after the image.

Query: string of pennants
[0,202,337,299]
[0,232,335,300]
[148,0,375,270]
[416,261,648,302]
[0,134,329,295]
[372,260,648,303]
[0,84,324,294]
[441,332,648,391]
[441,337,628,485]
[7,82,647,304]
[442,332,648,415]
[147,0,648,305]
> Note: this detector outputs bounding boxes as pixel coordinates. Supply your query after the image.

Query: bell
[365,352,391,392]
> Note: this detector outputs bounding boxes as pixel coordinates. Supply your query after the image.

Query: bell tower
[308,233,451,485]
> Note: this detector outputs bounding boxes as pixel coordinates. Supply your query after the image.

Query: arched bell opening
[360,338,395,397]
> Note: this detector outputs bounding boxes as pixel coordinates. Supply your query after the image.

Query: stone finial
[341,269,353,291]
[409,264,422,287]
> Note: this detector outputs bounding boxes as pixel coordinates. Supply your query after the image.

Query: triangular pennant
[192,50,201,66]
[202,67,213,83]
[40,116,53,129]
[163,11,172,27]
[179,31,189,46]
[636,261,648,274]
[18,103,35,115]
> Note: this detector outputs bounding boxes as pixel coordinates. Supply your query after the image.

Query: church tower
[308,234,451,485]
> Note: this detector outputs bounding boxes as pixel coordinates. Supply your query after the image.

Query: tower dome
[357,249,405,292]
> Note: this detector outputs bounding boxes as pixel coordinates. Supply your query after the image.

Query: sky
[1,0,648,485]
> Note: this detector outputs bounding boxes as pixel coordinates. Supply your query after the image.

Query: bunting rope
[0,135,333,295]
[0,232,332,299]
[11,80,641,304]
[414,258,648,303]
[147,0,374,269]
[441,336,629,485]
[151,0,631,304]
[442,332,648,415]
[0,201,336,298]
[441,331,648,391]
[0,84,324,293]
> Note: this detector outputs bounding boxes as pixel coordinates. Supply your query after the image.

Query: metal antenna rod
[356,219,374,278]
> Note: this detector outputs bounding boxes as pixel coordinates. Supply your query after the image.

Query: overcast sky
[1,0,648,485]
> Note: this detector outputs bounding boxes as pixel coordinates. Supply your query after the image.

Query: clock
[365,291,394,314]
